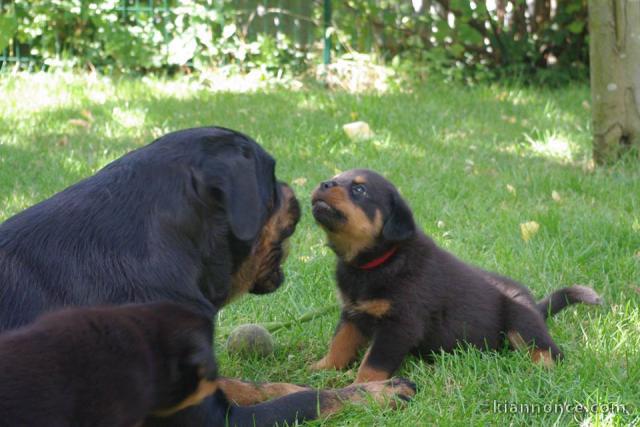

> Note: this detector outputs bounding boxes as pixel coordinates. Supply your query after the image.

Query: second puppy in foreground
[0,302,218,427]
[311,169,601,383]
[0,301,416,427]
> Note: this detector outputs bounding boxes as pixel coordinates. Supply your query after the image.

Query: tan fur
[506,330,528,350]
[355,347,392,383]
[153,379,218,417]
[312,321,368,370]
[531,349,555,368]
[217,377,308,406]
[353,175,367,184]
[507,330,555,368]
[319,186,383,261]
[320,379,415,417]
[226,185,297,303]
[347,299,392,318]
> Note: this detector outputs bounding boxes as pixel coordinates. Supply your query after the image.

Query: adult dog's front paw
[341,377,417,409]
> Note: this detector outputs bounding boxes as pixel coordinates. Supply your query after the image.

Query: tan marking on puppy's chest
[342,296,392,318]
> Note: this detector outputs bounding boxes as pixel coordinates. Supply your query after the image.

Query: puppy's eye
[352,184,367,196]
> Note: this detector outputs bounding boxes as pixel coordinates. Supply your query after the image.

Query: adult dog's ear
[192,145,273,242]
[382,192,416,242]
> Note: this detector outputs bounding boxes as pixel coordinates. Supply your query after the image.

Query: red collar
[357,246,398,270]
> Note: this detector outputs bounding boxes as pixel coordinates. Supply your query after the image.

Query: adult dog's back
[0,127,278,331]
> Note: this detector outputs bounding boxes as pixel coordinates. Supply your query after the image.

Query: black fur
[0,301,395,427]
[0,127,374,427]
[0,127,276,331]
[312,169,602,380]
[0,302,216,427]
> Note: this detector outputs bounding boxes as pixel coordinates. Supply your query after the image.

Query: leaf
[458,23,483,46]
[0,14,18,52]
[450,43,465,58]
[68,119,91,129]
[520,221,540,242]
[80,110,94,122]
[567,21,584,34]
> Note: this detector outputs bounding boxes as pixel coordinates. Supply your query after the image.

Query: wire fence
[0,0,321,70]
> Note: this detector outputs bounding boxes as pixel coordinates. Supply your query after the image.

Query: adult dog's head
[148,127,300,303]
[0,126,300,331]
[227,181,300,302]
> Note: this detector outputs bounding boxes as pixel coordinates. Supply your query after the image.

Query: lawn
[1,73,638,426]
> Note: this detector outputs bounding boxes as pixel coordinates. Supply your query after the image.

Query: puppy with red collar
[310,169,601,383]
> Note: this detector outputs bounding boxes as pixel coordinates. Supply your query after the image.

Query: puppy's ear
[186,343,218,381]
[192,145,273,242]
[382,192,416,242]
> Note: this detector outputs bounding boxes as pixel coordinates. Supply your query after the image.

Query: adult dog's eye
[352,184,367,196]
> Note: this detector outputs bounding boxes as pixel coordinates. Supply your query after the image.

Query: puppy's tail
[537,285,602,319]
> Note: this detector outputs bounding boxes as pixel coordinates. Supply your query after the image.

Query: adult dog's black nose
[320,180,337,190]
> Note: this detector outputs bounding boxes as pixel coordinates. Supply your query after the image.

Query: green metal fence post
[323,0,331,65]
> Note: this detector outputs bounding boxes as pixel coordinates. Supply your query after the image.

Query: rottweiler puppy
[0,128,414,425]
[0,302,218,427]
[310,169,602,383]
[0,302,414,427]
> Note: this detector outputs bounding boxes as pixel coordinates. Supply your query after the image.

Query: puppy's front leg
[312,315,368,371]
[354,321,420,383]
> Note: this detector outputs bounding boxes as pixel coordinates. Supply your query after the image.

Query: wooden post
[323,0,332,65]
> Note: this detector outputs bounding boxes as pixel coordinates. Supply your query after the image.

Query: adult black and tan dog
[0,127,294,330]
[0,129,414,426]
[310,169,602,383]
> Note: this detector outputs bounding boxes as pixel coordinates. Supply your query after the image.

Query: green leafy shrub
[330,0,589,85]
[1,0,588,85]
[2,0,315,74]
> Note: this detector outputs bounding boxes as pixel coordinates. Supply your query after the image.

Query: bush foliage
[1,0,588,84]
[332,0,588,84]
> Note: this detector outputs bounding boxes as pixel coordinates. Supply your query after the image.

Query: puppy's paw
[311,356,336,371]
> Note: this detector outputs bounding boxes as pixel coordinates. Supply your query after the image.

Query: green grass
[1,73,639,426]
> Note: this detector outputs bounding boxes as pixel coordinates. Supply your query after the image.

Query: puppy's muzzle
[311,184,345,230]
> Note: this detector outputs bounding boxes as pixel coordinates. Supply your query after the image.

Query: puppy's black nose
[320,180,337,190]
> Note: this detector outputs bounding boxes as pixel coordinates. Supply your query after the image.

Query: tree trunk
[589,0,640,163]
[511,0,528,39]
[532,0,550,33]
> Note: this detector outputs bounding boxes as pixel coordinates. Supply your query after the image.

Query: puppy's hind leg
[505,302,562,368]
